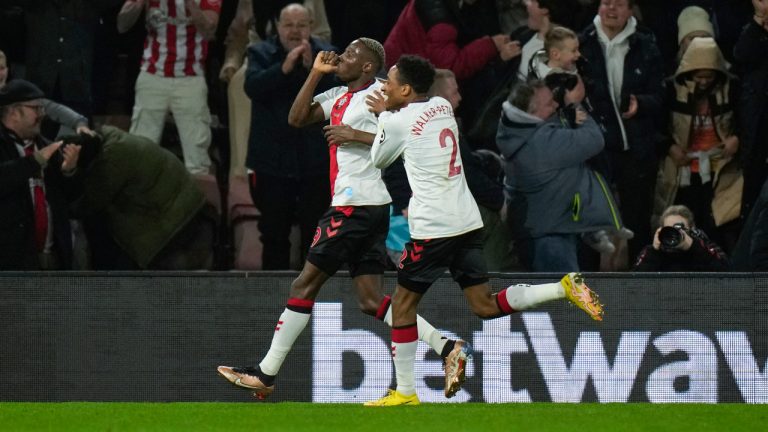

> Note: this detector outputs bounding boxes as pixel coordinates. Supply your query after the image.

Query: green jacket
[73,126,205,268]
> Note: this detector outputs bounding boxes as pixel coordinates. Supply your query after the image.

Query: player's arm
[371,112,406,169]
[323,125,375,146]
[288,51,338,128]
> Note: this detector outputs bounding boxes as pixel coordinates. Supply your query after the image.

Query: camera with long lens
[658,223,688,251]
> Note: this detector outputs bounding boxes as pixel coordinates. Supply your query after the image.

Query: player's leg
[349,206,459,363]
[364,284,423,406]
[462,273,604,321]
[218,207,348,399]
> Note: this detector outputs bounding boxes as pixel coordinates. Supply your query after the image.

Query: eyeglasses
[18,104,45,114]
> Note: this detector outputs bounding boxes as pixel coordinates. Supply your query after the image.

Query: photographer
[633,205,729,272]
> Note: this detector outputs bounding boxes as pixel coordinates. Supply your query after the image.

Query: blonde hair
[0,49,6,63]
[544,26,577,54]
[660,205,696,228]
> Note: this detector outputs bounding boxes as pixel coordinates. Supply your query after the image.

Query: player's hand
[60,143,81,172]
[621,94,638,119]
[366,90,387,116]
[323,124,356,146]
[313,51,339,74]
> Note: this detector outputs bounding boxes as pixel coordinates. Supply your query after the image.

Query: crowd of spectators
[1,0,766,272]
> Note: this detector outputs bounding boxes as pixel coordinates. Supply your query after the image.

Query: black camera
[545,72,579,107]
[658,223,687,250]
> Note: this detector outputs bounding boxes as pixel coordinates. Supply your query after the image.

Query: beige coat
[655,37,742,226]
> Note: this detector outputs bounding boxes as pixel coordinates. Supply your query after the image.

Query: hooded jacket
[655,37,741,227]
[496,101,622,239]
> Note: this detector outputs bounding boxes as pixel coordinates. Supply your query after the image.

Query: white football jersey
[371,97,483,239]
[314,80,391,206]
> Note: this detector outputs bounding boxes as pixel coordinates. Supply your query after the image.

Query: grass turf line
[0,402,766,432]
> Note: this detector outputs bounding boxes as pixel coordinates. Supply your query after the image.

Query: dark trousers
[249,172,330,270]
[603,150,657,261]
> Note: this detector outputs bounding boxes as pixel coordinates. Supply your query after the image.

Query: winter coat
[579,17,665,170]
[384,0,499,80]
[244,35,336,178]
[71,126,205,268]
[655,37,742,227]
[496,102,621,239]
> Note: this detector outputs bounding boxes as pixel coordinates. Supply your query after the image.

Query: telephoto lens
[659,226,683,250]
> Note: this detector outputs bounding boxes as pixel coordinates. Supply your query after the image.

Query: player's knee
[469,301,499,320]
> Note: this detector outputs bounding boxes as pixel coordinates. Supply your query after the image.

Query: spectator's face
[663,214,690,229]
[553,38,581,71]
[525,0,548,31]
[0,58,7,86]
[12,98,45,139]
[436,76,462,110]
[336,40,370,81]
[599,0,632,33]
[530,86,558,120]
[691,69,717,92]
[277,7,311,52]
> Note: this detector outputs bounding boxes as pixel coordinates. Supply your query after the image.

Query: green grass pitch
[1,402,766,431]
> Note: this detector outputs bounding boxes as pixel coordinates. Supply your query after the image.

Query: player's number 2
[439,128,462,177]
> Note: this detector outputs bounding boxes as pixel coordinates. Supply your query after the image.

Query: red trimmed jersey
[141,0,221,77]
[313,80,391,207]
[371,97,483,239]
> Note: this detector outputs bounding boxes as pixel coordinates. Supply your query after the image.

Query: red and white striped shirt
[141,0,221,77]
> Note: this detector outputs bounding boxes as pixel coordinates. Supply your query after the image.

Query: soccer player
[217,39,466,400]
[363,55,604,406]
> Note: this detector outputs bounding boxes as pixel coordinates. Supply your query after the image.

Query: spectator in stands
[676,6,715,62]
[244,3,336,270]
[383,0,524,149]
[2,0,119,119]
[0,80,81,270]
[219,0,331,178]
[655,37,741,251]
[117,0,221,175]
[731,178,768,271]
[633,204,728,271]
[497,79,622,272]
[579,0,665,262]
[64,126,213,270]
[466,0,582,151]
[733,0,768,219]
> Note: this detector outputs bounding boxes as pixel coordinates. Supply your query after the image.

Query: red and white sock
[392,324,418,396]
[377,296,449,356]
[259,298,314,376]
[496,283,564,314]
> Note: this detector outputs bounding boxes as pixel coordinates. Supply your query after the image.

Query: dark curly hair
[395,55,435,95]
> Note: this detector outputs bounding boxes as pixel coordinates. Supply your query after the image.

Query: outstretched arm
[117,0,145,34]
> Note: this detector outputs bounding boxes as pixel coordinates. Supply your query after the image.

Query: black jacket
[244,35,337,178]
[633,229,729,272]
[0,126,73,269]
[579,23,666,171]
[731,178,768,271]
